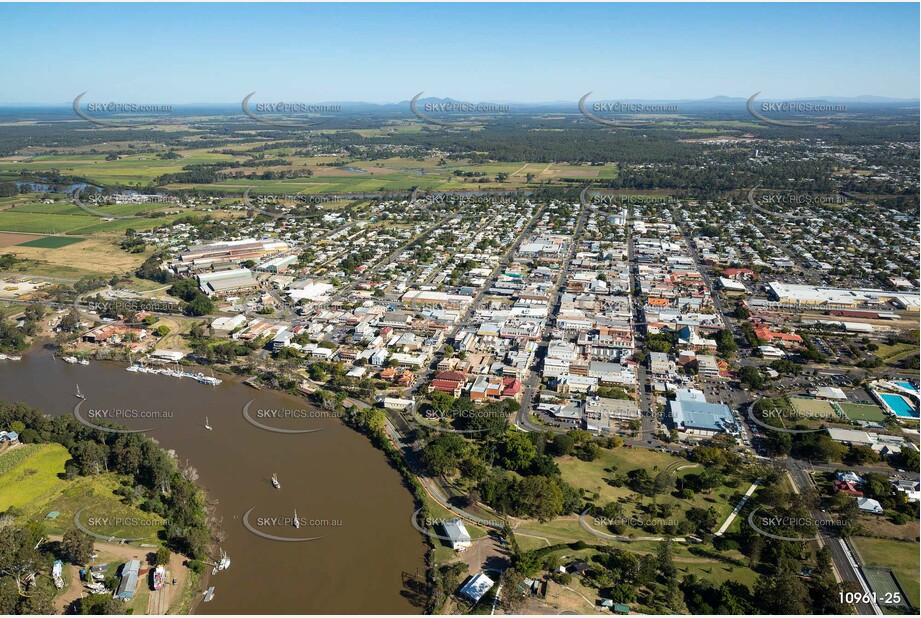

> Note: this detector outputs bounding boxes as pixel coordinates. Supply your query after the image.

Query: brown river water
[0,348,426,614]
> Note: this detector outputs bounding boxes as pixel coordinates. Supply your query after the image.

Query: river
[0,349,427,614]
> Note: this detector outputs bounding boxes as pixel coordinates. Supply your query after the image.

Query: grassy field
[6,235,149,278]
[0,443,167,544]
[0,443,72,511]
[851,536,920,609]
[836,402,887,422]
[0,211,94,234]
[518,540,758,613]
[0,150,240,185]
[874,342,920,367]
[789,397,840,419]
[521,447,747,545]
[555,447,686,504]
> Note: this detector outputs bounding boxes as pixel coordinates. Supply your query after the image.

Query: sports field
[864,567,913,611]
[789,397,840,419]
[836,402,887,422]
[852,536,919,609]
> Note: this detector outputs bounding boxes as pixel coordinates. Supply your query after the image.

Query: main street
[406,201,549,401]
[515,198,590,430]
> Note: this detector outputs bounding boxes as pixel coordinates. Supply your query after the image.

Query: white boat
[63,356,78,364]
[75,384,85,399]
[293,509,300,529]
[79,358,89,366]
[197,374,222,386]
[0,354,7,360]
[203,587,215,602]
[211,549,229,575]
[272,473,280,489]
[8,355,21,361]
[204,417,212,431]
[126,364,140,372]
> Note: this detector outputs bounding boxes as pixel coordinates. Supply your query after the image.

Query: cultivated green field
[0,150,240,185]
[0,211,93,234]
[0,443,72,511]
[16,236,85,249]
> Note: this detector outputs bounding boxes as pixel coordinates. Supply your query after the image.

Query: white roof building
[459,573,495,603]
[856,497,883,514]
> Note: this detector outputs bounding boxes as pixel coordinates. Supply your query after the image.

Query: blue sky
[1,2,918,103]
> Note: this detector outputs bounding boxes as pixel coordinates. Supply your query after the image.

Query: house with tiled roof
[429,371,467,397]
[754,327,803,347]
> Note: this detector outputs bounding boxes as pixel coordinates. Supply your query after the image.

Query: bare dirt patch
[6,236,145,277]
[0,232,43,247]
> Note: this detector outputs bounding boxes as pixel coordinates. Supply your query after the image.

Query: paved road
[514,199,589,430]
[784,459,877,615]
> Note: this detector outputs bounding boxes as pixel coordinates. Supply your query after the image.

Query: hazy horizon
[0,2,918,104]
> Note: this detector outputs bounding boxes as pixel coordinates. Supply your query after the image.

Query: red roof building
[396,371,416,387]
[723,268,758,281]
[834,481,863,497]
[429,371,467,397]
[502,377,522,399]
[754,327,803,346]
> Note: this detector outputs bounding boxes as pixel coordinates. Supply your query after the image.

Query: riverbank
[0,346,427,614]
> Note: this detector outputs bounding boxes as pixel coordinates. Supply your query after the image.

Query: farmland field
[0,211,94,234]
[16,236,85,249]
[0,443,71,511]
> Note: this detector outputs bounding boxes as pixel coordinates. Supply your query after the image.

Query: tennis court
[864,567,913,611]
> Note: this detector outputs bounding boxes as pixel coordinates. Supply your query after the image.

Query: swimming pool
[894,381,918,393]
[880,393,919,418]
